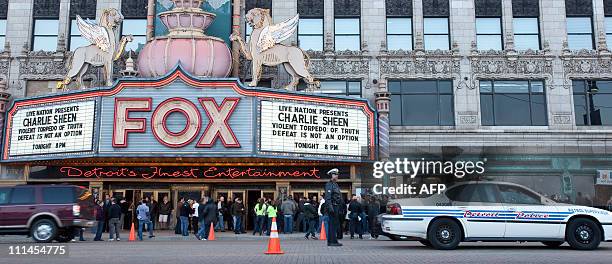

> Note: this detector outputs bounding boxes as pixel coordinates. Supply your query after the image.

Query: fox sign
[2,68,376,162]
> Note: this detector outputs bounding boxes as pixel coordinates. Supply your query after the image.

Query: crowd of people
[71,191,390,242]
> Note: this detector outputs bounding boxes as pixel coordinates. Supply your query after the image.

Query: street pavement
[0,231,611,264]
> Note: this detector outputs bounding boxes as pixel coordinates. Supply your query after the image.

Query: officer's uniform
[324,168,344,246]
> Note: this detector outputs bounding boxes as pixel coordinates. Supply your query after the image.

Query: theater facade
[0,66,377,207]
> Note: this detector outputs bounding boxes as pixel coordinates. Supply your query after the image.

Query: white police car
[380,181,612,250]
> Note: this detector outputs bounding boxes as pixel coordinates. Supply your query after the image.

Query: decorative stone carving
[469,48,554,82]
[552,113,573,125]
[33,0,60,18]
[324,32,334,53]
[561,43,612,82]
[378,47,460,80]
[386,0,412,16]
[18,55,67,77]
[298,0,324,17]
[334,0,361,17]
[458,111,479,125]
[121,0,148,18]
[309,59,369,78]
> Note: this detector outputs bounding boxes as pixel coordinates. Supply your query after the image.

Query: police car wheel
[566,218,601,250]
[428,218,461,250]
[541,241,564,248]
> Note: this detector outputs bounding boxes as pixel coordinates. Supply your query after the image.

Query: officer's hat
[327,168,339,175]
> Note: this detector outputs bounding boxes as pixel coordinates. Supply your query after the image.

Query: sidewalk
[0,229,383,243]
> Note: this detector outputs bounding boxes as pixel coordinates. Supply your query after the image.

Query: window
[512,0,541,50]
[122,19,147,51]
[245,0,272,43]
[0,19,5,50]
[32,0,60,51]
[387,18,412,51]
[335,18,360,51]
[476,18,503,50]
[69,0,97,51]
[605,0,612,45]
[69,19,90,51]
[319,80,361,97]
[513,18,540,50]
[0,188,10,204]
[42,187,74,204]
[389,80,454,126]
[121,0,148,52]
[567,17,594,50]
[445,184,499,203]
[498,184,542,205]
[386,0,413,51]
[0,0,5,49]
[475,0,503,50]
[334,0,361,51]
[480,80,547,126]
[573,80,612,126]
[423,18,449,50]
[423,0,449,50]
[298,0,324,51]
[33,20,59,51]
[298,19,323,51]
[565,0,594,50]
[9,187,35,204]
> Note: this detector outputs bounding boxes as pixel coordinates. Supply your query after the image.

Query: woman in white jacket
[317,195,328,234]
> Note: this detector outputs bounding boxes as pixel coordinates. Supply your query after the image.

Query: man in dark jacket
[201,197,217,240]
[150,199,159,231]
[231,198,245,234]
[348,195,363,239]
[158,196,173,230]
[196,198,206,240]
[93,200,105,241]
[303,199,317,239]
[102,194,111,232]
[367,196,381,239]
[180,198,191,236]
[108,198,122,241]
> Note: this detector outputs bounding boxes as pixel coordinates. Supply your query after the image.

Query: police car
[380,181,612,250]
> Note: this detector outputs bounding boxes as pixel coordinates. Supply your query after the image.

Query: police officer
[324,168,344,247]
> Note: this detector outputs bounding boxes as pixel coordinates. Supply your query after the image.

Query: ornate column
[375,81,390,189]
[231,0,241,77]
[375,81,390,161]
[0,79,10,142]
[146,0,156,42]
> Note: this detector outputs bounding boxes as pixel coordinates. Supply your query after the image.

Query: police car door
[448,183,506,238]
[499,184,563,239]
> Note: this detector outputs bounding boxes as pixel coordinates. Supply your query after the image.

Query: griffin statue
[57,8,133,89]
[230,8,319,91]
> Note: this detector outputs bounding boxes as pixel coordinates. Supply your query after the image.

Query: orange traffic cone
[128,223,136,241]
[319,221,327,241]
[207,222,216,241]
[264,217,284,255]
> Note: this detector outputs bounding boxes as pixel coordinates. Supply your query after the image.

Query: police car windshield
[445,184,499,203]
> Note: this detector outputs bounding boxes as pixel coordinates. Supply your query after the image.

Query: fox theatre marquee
[0,67,377,203]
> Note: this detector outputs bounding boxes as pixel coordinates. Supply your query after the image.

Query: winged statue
[230,9,319,91]
[57,8,133,89]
